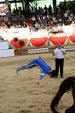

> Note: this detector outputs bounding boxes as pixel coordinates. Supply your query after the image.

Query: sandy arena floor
[0,51,75,113]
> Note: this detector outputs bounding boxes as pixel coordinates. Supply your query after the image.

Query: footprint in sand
[20,110,30,113]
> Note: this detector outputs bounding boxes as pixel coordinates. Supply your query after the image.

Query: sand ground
[0,51,75,113]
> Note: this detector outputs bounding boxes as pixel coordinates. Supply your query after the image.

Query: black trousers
[55,58,64,77]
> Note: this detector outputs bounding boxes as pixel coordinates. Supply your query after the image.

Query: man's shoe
[61,76,64,78]
[54,76,57,79]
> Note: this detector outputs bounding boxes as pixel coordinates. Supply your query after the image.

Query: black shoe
[61,76,64,78]
[54,76,57,79]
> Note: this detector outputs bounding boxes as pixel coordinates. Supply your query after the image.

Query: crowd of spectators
[0,4,75,30]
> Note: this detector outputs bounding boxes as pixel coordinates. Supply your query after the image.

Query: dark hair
[50,69,56,77]
[50,76,75,113]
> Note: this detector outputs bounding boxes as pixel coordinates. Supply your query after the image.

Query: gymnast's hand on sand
[16,68,19,74]
[16,70,18,75]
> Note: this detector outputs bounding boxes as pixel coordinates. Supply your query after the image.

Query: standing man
[53,43,66,78]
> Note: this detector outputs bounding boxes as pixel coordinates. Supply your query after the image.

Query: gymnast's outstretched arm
[37,73,45,85]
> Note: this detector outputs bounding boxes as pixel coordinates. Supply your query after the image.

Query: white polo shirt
[54,48,65,59]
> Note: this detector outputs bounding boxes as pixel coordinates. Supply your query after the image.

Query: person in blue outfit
[16,56,56,85]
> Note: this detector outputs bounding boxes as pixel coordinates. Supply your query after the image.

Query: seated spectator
[34,21,40,31]
[0,36,4,41]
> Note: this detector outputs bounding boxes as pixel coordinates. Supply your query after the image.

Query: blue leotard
[17,58,52,83]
